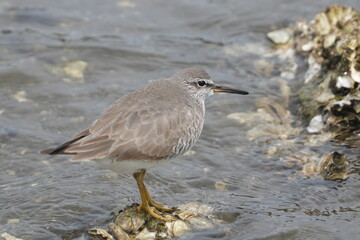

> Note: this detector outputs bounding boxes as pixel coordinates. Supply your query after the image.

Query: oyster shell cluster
[267,5,360,146]
[302,151,350,180]
[236,4,360,182]
[86,203,214,240]
[293,5,360,145]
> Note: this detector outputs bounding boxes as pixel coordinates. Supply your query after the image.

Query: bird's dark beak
[212,85,249,95]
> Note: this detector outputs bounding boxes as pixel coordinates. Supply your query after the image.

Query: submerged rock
[63,60,88,79]
[303,151,350,180]
[51,59,88,83]
[0,233,23,240]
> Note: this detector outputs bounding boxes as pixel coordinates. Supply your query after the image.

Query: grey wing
[66,99,203,161]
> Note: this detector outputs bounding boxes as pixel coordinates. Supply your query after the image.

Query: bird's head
[171,67,249,102]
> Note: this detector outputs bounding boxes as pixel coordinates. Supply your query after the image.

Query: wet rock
[305,132,334,147]
[135,228,156,240]
[108,224,131,240]
[5,170,16,176]
[51,59,88,83]
[12,90,32,103]
[335,76,354,89]
[303,151,350,180]
[266,146,277,155]
[267,5,360,148]
[6,219,19,224]
[86,203,214,240]
[228,98,302,142]
[166,220,190,237]
[228,4,360,182]
[64,60,88,79]
[187,216,213,230]
[294,5,360,145]
[301,41,315,52]
[267,29,291,45]
[176,203,213,219]
[306,115,324,133]
[87,228,114,240]
[0,233,23,240]
[214,181,228,191]
[113,204,146,232]
[253,59,274,77]
[303,56,321,84]
[117,1,136,8]
[223,42,270,57]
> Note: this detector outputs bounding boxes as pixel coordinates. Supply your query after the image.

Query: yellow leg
[143,184,173,212]
[133,169,172,222]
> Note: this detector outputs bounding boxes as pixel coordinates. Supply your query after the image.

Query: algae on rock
[270,5,360,145]
[263,5,359,180]
[87,203,214,240]
[297,5,360,142]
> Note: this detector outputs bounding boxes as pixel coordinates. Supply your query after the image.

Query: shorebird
[41,67,249,221]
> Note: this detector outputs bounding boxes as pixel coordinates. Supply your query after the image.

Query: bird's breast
[171,102,205,157]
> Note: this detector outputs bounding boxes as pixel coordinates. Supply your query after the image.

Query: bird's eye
[197,80,206,87]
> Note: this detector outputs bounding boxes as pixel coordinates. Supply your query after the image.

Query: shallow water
[1,0,360,239]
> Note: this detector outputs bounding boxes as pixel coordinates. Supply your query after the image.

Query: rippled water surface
[1,0,360,239]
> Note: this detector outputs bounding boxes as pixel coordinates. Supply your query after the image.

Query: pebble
[13,91,31,103]
[214,181,228,191]
[6,219,20,224]
[63,60,88,79]
[307,115,324,133]
[117,1,136,8]
[267,30,290,44]
[0,232,23,240]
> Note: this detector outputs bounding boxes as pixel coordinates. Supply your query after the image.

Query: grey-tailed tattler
[41,67,249,221]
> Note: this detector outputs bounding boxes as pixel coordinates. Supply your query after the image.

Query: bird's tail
[40,129,90,155]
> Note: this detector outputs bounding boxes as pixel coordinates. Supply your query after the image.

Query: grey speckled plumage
[41,67,248,173]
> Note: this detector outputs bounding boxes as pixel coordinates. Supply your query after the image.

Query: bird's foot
[149,200,174,212]
[137,204,172,222]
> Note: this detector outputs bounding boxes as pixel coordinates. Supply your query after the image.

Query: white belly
[94,158,173,174]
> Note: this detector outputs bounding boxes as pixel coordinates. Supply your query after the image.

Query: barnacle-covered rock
[87,228,114,240]
[228,99,302,142]
[291,5,360,146]
[86,203,214,240]
[253,5,360,181]
[303,151,350,180]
